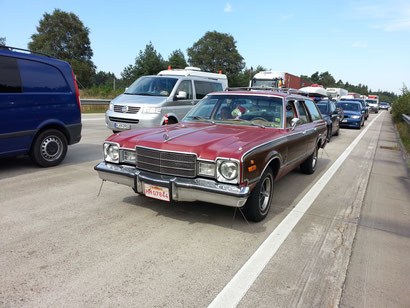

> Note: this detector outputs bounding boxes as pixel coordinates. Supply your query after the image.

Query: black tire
[334,123,340,136]
[300,145,318,175]
[30,129,67,167]
[327,125,332,142]
[243,167,274,222]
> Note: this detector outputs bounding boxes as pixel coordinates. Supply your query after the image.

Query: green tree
[0,37,5,46]
[28,9,95,87]
[92,71,116,87]
[120,42,166,86]
[187,31,245,80]
[392,85,410,122]
[168,49,187,69]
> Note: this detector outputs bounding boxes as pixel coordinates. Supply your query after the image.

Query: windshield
[366,100,377,104]
[336,102,361,112]
[317,104,328,115]
[184,94,284,128]
[252,79,278,88]
[125,76,178,96]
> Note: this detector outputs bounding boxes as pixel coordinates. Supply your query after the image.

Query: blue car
[336,101,364,129]
[0,46,82,167]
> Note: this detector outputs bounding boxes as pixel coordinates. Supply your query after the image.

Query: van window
[176,80,193,99]
[304,99,322,121]
[18,59,70,93]
[295,101,310,124]
[194,81,222,99]
[0,56,22,93]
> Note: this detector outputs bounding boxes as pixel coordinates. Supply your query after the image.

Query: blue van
[0,46,82,167]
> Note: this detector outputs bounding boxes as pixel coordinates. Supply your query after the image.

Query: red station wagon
[95,89,327,221]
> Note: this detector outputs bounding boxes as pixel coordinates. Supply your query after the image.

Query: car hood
[107,122,288,161]
[343,110,362,117]
[111,93,167,105]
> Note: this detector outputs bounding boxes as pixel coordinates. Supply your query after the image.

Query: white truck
[365,95,380,113]
[249,71,311,89]
[326,88,348,101]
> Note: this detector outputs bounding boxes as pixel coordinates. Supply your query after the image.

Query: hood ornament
[163,133,169,141]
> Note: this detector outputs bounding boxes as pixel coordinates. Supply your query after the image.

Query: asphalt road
[0,111,408,307]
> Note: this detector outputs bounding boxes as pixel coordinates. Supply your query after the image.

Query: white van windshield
[252,79,278,88]
[125,76,178,96]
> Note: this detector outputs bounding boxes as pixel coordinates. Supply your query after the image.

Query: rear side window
[18,59,70,93]
[194,81,223,99]
[295,101,310,124]
[304,100,322,121]
[0,56,22,93]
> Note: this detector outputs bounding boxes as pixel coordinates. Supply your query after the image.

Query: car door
[285,100,311,164]
[165,79,194,121]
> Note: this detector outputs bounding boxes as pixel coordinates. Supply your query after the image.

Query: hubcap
[312,147,318,169]
[259,175,272,213]
[41,136,63,161]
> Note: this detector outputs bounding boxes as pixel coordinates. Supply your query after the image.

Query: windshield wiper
[186,116,215,124]
[229,118,266,128]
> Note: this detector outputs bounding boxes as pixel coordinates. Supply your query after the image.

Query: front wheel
[300,145,318,175]
[243,167,274,222]
[30,129,67,167]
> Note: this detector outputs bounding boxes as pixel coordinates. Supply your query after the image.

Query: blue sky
[1,0,409,94]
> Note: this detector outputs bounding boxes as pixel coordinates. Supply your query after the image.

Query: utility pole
[113,77,116,91]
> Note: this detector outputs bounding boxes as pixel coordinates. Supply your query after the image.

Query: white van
[106,67,228,132]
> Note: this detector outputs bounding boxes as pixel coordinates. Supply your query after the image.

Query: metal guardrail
[402,114,410,125]
[80,98,111,105]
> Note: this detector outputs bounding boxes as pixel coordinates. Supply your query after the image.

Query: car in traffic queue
[379,102,390,110]
[315,99,340,142]
[95,89,327,222]
[340,97,369,121]
[336,101,364,129]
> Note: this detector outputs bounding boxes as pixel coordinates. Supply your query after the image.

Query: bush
[80,86,125,99]
[392,87,410,123]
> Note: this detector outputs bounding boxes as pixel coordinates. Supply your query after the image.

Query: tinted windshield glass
[366,100,377,104]
[125,76,178,96]
[252,79,278,88]
[184,94,284,128]
[317,103,328,115]
[337,102,360,112]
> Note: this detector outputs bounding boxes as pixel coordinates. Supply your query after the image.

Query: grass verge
[396,121,410,154]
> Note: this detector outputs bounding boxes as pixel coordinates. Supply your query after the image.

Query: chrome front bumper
[94,162,250,207]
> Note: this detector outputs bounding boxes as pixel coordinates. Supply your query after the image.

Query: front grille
[109,117,139,124]
[135,146,196,177]
[114,105,140,114]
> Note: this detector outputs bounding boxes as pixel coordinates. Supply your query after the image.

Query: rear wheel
[243,167,274,222]
[30,129,67,167]
[300,145,318,175]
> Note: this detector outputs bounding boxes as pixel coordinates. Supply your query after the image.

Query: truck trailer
[250,71,312,89]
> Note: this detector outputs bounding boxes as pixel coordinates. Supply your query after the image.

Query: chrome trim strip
[163,125,215,143]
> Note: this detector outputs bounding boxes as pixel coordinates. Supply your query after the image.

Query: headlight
[104,143,120,163]
[351,115,361,119]
[217,160,238,183]
[109,103,114,111]
[198,161,215,177]
[142,107,161,114]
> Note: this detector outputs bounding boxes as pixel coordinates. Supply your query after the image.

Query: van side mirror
[175,91,187,100]
[291,118,301,131]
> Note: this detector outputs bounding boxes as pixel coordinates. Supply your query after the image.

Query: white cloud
[352,41,368,48]
[224,3,232,13]
[280,14,294,21]
[354,2,410,32]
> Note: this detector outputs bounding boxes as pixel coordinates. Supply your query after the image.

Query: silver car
[106,74,225,132]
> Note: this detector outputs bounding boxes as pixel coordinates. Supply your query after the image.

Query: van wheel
[30,129,67,167]
[300,145,318,174]
[242,167,274,222]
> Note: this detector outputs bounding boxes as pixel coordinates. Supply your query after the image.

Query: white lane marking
[208,112,384,308]
[82,117,105,121]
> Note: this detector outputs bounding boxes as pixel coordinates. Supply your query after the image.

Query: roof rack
[0,46,52,58]
[226,87,309,97]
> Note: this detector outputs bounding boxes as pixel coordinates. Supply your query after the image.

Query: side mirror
[176,91,187,100]
[291,118,301,131]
